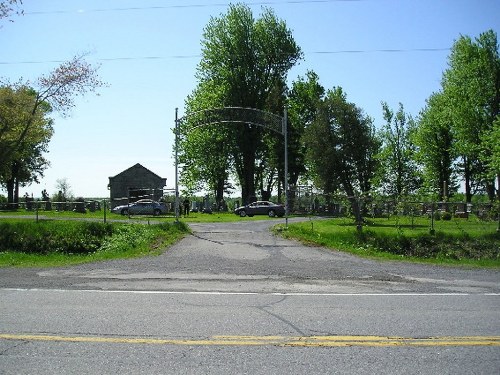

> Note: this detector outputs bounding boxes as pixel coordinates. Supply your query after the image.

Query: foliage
[416,92,458,199]
[287,70,325,207]
[482,116,500,180]
[374,102,421,198]
[440,29,499,201]
[0,221,113,254]
[0,85,53,201]
[181,3,302,203]
[54,177,73,201]
[280,217,500,264]
[303,87,379,221]
[0,220,190,267]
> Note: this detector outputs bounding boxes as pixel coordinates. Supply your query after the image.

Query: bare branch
[37,53,107,116]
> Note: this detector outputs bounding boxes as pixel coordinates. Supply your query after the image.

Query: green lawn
[276,216,500,267]
[0,209,272,223]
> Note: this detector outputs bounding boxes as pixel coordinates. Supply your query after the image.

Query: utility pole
[175,108,179,222]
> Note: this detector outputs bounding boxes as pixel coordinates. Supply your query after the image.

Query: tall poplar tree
[374,103,421,199]
[183,3,302,203]
[416,92,457,199]
[441,30,499,201]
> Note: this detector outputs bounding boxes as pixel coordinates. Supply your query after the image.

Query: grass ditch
[275,217,500,267]
[0,220,190,267]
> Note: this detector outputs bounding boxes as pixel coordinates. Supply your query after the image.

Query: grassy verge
[0,210,278,223]
[275,217,500,267]
[0,220,190,268]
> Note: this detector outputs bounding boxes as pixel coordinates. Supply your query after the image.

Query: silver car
[112,199,168,216]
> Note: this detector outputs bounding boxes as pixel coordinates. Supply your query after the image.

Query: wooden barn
[108,163,166,208]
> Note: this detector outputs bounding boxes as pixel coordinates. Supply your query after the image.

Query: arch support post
[283,107,288,229]
[175,108,180,222]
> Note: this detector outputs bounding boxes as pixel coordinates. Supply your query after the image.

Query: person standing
[183,198,190,217]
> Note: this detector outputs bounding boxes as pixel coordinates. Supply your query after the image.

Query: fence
[0,199,109,223]
[289,194,500,231]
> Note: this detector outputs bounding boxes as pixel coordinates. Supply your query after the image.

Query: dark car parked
[111,199,168,216]
[234,201,285,218]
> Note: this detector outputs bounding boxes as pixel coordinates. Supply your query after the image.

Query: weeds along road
[1,219,499,374]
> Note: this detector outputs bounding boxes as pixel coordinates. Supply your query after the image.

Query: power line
[0,48,450,65]
[312,48,450,54]
[25,0,363,15]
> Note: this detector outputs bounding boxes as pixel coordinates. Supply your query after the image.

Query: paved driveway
[1,219,499,294]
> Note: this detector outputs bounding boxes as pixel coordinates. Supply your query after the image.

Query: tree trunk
[486,181,495,202]
[6,178,14,204]
[243,152,256,204]
[215,177,224,209]
[241,126,258,204]
[342,180,363,227]
[463,156,472,203]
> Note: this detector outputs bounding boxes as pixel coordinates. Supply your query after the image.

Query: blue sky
[1,0,499,198]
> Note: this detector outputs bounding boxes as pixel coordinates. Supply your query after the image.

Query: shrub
[0,221,114,255]
[441,212,452,221]
[354,229,499,260]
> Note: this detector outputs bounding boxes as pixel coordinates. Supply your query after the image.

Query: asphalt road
[1,218,499,374]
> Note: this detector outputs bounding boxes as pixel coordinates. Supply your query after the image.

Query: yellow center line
[1,333,500,347]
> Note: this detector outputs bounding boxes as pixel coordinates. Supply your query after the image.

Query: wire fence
[0,199,109,223]
[1,194,499,233]
[289,193,500,233]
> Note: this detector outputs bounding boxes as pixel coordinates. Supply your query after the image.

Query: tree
[179,78,234,204]
[416,92,458,200]
[286,71,325,209]
[482,116,500,185]
[54,178,72,201]
[187,3,302,204]
[0,54,105,203]
[0,85,53,203]
[441,30,500,202]
[304,87,379,222]
[374,102,421,199]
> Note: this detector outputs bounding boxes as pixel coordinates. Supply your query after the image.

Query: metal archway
[174,106,288,226]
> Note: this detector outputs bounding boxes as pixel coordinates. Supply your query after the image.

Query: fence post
[356,196,363,232]
[103,200,107,224]
[430,202,435,235]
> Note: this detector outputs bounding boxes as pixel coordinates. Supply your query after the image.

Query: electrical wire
[0,48,450,65]
[25,1,364,15]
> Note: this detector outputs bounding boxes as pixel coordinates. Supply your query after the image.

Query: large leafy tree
[184,3,302,204]
[416,92,458,200]
[374,102,421,199]
[285,71,325,209]
[304,87,378,221]
[441,30,499,201]
[179,80,233,203]
[0,86,53,203]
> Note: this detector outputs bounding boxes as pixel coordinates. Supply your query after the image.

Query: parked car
[111,199,168,216]
[234,201,285,218]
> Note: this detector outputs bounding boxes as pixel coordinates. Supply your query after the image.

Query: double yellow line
[1,333,499,347]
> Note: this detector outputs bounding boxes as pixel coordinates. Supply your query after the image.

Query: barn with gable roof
[108,163,166,208]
